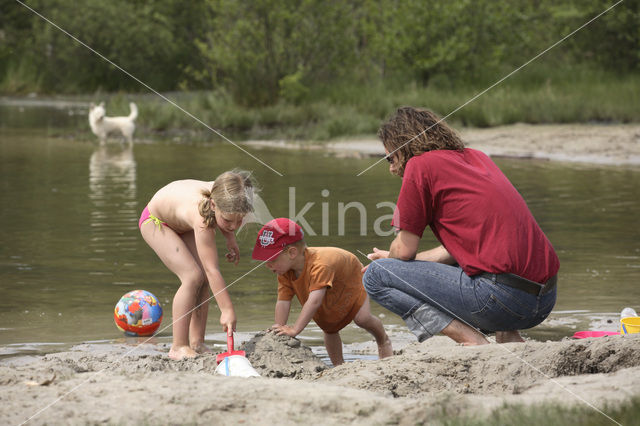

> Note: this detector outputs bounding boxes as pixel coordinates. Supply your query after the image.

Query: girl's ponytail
[199,169,256,228]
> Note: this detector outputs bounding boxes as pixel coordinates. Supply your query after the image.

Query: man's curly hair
[378,107,465,176]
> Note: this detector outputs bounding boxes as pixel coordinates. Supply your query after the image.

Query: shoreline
[244,123,640,166]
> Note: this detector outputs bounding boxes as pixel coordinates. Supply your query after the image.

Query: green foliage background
[1,0,638,135]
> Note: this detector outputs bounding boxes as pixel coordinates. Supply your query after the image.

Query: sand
[245,123,640,166]
[3,123,640,424]
[1,332,639,425]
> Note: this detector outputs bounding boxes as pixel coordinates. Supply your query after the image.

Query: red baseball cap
[252,218,304,261]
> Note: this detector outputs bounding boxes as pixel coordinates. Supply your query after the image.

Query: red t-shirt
[392,148,559,283]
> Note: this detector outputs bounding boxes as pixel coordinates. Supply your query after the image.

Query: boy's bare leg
[441,319,489,345]
[324,332,344,366]
[140,224,200,360]
[353,297,393,359]
[495,330,524,343]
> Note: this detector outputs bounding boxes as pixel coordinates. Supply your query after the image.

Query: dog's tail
[128,102,138,121]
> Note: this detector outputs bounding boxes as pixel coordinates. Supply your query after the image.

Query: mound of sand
[240,331,327,378]
[1,333,639,425]
[318,335,640,398]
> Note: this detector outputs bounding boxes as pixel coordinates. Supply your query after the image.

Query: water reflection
[88,144,138,285]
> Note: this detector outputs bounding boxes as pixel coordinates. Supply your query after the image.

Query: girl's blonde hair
[198,169,255,228]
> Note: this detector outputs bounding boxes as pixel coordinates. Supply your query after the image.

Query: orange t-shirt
[277,247,367,334]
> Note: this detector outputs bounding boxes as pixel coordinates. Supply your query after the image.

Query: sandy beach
[246,123,640,166]
[2,123,640,425]
[1,332,639,425]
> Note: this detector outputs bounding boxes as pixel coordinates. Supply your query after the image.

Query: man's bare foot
[377,337,394,359]
[495,330,525,343]
[442,319,490,345]
[190,342,213,354]
[168,345,198,360]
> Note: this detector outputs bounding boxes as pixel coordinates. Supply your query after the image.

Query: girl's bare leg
[189,284,212,353]
[353,296,393,359]
[140,224,204,360]
[324,332,344,366]
[181,232,212,353]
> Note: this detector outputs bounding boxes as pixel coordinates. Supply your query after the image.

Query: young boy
[252,218,393,366]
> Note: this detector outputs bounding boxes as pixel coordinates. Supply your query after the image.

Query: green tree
[198,0,360,105]
[555,0,640,72]
[0,0,41,91]
[2,0,637,96]
[13,0,184,92]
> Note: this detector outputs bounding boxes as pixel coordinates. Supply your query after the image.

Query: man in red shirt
[363,107,559,345]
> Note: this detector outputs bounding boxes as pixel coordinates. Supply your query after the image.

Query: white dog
[88,102,138,145]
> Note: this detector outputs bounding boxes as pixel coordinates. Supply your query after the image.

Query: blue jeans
[363,259,556,342]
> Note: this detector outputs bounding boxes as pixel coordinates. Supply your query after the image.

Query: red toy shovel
[216,330,246,364]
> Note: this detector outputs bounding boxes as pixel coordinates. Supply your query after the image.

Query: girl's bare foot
[168,345,198,360]
[495,330,525,343]
[191,342,213,354]
[377,337,394,359]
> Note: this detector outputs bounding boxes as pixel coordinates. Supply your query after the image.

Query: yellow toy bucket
[620,317,640,334]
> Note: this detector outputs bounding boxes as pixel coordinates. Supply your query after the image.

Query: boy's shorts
[314,289,367,334]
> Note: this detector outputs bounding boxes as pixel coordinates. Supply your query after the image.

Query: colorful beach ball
[114,290,163,336]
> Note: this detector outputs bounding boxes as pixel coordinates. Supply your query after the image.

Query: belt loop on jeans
[479,272,557,296]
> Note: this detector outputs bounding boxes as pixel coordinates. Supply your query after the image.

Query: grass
[139,66,639,142]
[6,65,638,142]
[435,396,640,426]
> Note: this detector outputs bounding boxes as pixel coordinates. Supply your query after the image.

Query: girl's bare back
[147,180,214,233]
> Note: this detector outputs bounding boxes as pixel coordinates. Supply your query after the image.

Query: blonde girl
[139,170,254,360]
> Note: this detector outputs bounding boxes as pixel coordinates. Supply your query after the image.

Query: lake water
[1,101,639,359]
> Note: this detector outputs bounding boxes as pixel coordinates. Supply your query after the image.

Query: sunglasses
[384,154,394,163]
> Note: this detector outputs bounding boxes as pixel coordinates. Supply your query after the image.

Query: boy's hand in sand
[272,325,299,337]
[361,247,390,273]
